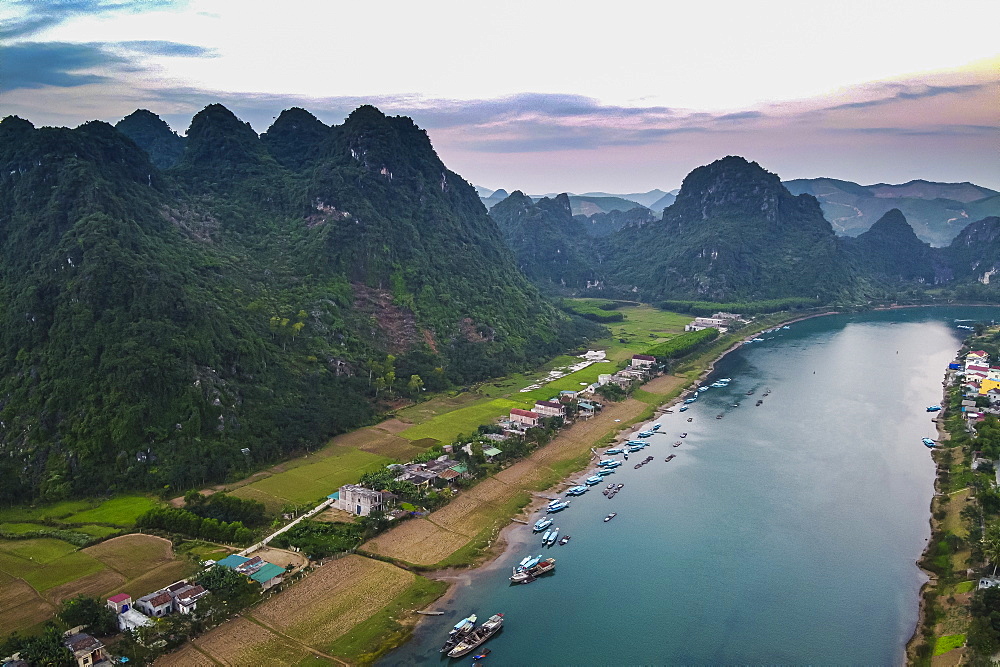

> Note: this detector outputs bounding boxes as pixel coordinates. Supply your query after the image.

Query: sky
[1,0,998,193]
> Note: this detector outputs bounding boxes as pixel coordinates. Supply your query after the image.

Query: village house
[334,484,387,516]
[165,581,209,615]
[216,554,286,590]
[533,400,564,417]
[106,594,152,632]
[62,630,109,667]
[684,317,728,332]
[631,354,656,368]
[394,456,464,487]
[509,408,539,428]
[136,590,173,618]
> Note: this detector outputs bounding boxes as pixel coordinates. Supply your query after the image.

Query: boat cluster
[634,455,655,469]
[440,613,505,657]
[603,482,624,499]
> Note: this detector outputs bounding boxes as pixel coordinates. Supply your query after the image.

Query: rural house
[216,554,287,590]
[509,408,539,427]
[166,581,208,614]
[631,354,656,367]
[136,591,173,618]
[106,594,152,631]
[533,400,564,417]
[334,484,387,516]
[62,631,109,667]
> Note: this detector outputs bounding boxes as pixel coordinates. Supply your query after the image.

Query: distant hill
[783,177,1000,246]
[648,192,677,212]
[580,189,670,209]
[561,195,648,217]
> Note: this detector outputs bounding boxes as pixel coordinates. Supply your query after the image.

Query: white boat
[533,517,553,532]
[546,527,559,546]
[541,529,552,543]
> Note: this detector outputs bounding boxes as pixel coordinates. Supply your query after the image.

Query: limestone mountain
[0,105,594,502]
[610,157,852,301]
[946,216,1000,284]
[489,191,598,289]
[843,209,947,283]
[114,109,185,169]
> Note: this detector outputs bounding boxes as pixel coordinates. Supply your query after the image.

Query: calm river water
[384,307,1000,666]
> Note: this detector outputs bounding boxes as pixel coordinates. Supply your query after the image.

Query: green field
[0,523,50,535]
[570,301,691,361]
[63,496,159,526]
[398,398,520,443]
[0,495,159,528]
[233,448,395,508]
[23,551,106,592]
[0,538,78,564]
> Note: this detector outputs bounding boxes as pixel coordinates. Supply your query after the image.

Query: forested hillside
[0,106,597,502]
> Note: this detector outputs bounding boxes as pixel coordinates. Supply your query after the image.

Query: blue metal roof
[216,554,249,569]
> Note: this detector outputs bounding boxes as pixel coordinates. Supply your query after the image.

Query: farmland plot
[85,534,174,578]
[194,617,322,666]
[251,555,413,648]
[361,518,468,565]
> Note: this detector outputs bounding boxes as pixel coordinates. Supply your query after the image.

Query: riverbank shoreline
[906,376,953,662]
[395,310,839,652]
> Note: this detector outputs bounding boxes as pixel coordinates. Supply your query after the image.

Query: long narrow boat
[448,614,504,657]
[546,527,559,546]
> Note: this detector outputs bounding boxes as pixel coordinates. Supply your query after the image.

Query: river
[384,307,1000,665]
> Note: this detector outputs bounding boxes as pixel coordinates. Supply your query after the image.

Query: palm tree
[983,523,1000,576]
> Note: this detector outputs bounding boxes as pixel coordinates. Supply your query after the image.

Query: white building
[335,484,387,516]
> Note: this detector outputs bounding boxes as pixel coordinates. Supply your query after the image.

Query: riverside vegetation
[909,324,1000,664]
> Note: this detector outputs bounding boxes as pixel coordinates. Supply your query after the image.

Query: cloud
[114,40,217,58]
[1,42,126,89]
[1,40,216,92]
[828,124,999,137]
[0,0,179,39]
[821,82,990,111]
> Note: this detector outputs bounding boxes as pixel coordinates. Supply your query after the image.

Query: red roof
[535,400,563,409]
[510,408,539,419]
[633,354,656,361]
[108,593,130,603]
[147,592,172,607]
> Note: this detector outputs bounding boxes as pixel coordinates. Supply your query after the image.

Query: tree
[406,374,424,396]
[58,595,118,636]
[983,523,1000,575]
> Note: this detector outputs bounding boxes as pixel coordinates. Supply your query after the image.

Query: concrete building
[631,354,656,367]
[509,408,539,427]
[136,591,173,618]
[335,484,387,516]
[533,400,564,417]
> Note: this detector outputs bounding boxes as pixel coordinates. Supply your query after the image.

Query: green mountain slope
[610,157,853,301]
[489,192,598,289]
[0,106,592,502]
[114,109,186,169]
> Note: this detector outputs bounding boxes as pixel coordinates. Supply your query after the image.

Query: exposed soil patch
[352,284,420,354]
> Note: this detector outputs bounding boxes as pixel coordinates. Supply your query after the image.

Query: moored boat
[605,447,623,454]
[922,437,936,447]
[546,527,559,546]
[566,485,588,496]
[652,423,661,430]
[673,441,681,447]
[599,459,622,468]
[547,500,571,512]
[926,405,942,412]
[558,535,570,545]
[596,468,615,476]
[448,613,504,657]
[532,517,553,532]
[585,475,602,485]
[441,613,478,652]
